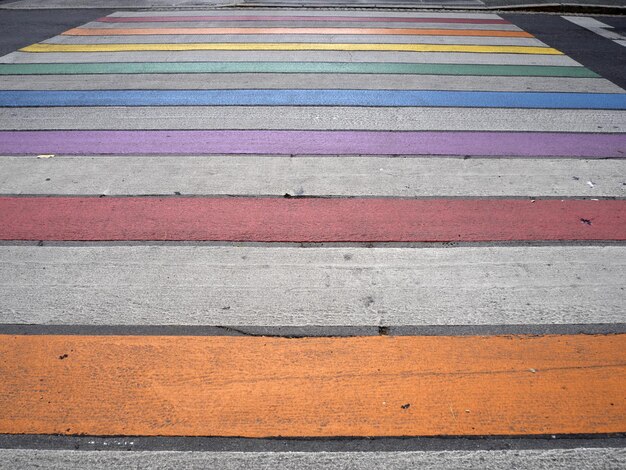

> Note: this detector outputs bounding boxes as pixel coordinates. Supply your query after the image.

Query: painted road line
[2,197,624,242]
[1,90,623,109]
[0,62,598,77]
[563,16,626,46]
[0,334,624,436]
[64,27,533,38]
[1,245,623,325]
[0,131,624,157]
[2,75,619,93]
[47,35,547,47]
[0,449,625,469]
[83,22,525,32]
[95,15,512,25]
[87,13,518,23]
[105,11,504,18]
[19,43,561,54]
[0,52,580,65]
[1,156,624,197]
[4,108,624,132]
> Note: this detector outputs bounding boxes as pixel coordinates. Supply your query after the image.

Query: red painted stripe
[1,197,624,242]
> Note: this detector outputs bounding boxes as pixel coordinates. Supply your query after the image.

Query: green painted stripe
[0,62,600,78]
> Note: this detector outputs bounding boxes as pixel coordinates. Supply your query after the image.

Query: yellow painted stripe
[20,42,563,54]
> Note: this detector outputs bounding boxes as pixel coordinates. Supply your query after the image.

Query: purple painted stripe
[0,131,624,157]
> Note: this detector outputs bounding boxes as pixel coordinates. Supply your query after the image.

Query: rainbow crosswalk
[0,9,625,466]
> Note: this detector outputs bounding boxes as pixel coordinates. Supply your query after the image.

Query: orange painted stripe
[1,334,624,437]
[64,27,534,38]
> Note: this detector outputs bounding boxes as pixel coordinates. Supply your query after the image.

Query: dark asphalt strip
[0,434,625,452]
[503,13,626,89]
[0,9,112,57]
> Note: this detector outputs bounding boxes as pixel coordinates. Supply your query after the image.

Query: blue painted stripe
[1,90,625,109]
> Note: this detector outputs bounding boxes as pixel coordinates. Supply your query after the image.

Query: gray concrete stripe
[3,74,621,93]
[106,11,504,18]
[4,324,626,337]
[0,449,625,469]
[0,51,580,66]
[79,21,524,30]
[2,107,623,132]
[1,156,624,197]
[45,35,546,46]
[0,245,623,325]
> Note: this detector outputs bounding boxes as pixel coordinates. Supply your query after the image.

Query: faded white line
[563,16,626,47]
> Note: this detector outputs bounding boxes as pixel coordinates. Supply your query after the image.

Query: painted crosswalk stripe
[1,8,625,453]
[87,22,524,31]
[0,62,598,77]
[0,130,623,157]
[64,27,534,38]
[19,43,562,54]
[2,90,623,109]
[2,51,579,65]
[105,11,503,18]
[49,36,547,46]
[1,334,624,436]
[95,15,513,25]
[2,197,624,242]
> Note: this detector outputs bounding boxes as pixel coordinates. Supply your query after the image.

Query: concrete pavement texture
[0,5,624,469]
[1,449,625,469]
[2,245,624,325]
